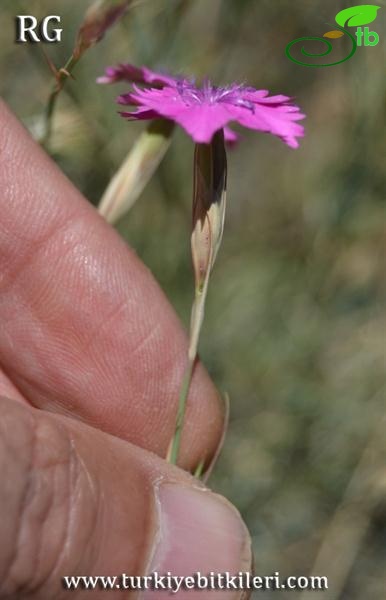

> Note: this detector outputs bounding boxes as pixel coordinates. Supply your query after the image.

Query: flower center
[175,80,255,112]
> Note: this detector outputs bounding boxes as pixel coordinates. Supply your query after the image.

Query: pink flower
[98,64,305,148]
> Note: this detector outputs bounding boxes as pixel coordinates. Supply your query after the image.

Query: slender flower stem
[168,131,227,467]
[193,459,205,479]
[168,279,210,465]
[168,355,195,465]
[41,54,79,147]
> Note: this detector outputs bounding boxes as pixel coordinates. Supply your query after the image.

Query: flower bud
[98,120,174,224]
[74,0,129,59]
[188,129,227,361]
[191,129,227,292]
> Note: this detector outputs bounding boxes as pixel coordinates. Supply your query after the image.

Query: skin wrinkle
[18,466,59,596]
[35,428,97,595]
[35,442,100,596]
[57,446,103,591]
[83,485,113,586]
[0,317,72,414]
[0,369,26,403]
[123,320,163,363]
[0,209,81,296]
[2,365,83,423]
[0,148,68,248]
[22,224,93,322]
[1,411,37,594]
[54,437,84,580]
[30,441,76,595]
[78,296,134,357]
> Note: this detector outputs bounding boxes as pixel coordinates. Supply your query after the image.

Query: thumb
[0,397,252,599]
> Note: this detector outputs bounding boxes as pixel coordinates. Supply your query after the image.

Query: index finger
[0,100,223,470]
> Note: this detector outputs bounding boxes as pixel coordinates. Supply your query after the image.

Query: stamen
[175,80,255,112]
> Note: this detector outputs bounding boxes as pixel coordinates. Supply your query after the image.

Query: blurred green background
[1,0,385,597]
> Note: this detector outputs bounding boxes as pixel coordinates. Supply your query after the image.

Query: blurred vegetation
[1,0,385,597]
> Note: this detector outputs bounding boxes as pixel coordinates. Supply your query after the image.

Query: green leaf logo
[335,5,380,27]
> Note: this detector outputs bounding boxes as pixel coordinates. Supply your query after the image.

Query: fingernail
[143,483,252,598]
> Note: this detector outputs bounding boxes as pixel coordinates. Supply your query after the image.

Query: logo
[286,4,381,67]
[15,15,62,43]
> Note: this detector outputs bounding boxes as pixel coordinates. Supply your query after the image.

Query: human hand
[0,101,252,599]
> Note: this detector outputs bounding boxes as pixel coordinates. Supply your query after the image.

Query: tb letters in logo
[286,4,381,67]
[15,15,62,43]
